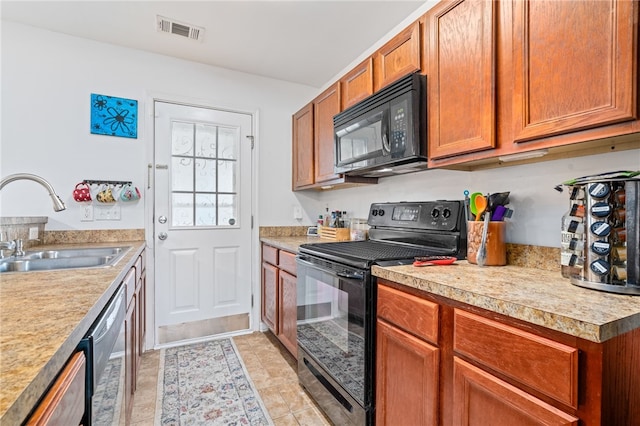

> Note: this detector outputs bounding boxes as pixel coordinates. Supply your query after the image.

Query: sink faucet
[0,173,66,212]
[0,238,15,259]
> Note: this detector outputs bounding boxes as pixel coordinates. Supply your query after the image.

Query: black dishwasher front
[78,284,126,426]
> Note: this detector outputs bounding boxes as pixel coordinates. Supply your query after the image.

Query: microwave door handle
[381,109,391,154]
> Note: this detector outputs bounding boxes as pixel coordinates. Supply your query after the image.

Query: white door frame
[143,91,261,350]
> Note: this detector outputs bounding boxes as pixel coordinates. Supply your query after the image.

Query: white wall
[1,21,316,230]
[300,150,640,247]
[2,21,639,250]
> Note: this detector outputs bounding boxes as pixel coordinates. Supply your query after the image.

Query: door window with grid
[170,121,239,227]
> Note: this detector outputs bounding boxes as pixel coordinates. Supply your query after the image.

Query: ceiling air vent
[156,15,204,42]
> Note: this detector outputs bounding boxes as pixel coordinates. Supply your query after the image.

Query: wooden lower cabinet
[376,279,640,425]
[26,351,86,426]
[125,292,137,422]
[453,357,578,426]
[261,243,298,358]
[261,261,278,333]
[26,249,147,426]
[278,270,298,357]
[376,319,439,426]
[124,250,147,425]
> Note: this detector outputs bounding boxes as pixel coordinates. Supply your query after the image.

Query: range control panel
[368,201,464,232]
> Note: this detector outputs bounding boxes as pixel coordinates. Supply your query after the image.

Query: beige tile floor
[130,331,332,426]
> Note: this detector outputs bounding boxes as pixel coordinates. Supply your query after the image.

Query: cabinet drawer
[453,309,578,408]
[377,284,439,345]
[26,351,86,426]
[134,256,142,283]
[262,244,278,266]
[139,249,145,272]
[124,267,136,307]
[278,250,297,276]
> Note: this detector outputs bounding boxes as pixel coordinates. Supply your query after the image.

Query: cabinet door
[374,21,422,91]
[137,270,146,358]
[292,103,314,189]
[341,57,374,109]
[125,295,137,424]
[261,261,278,333]
[428,0,496,159]
[376,320,439,426]
[278,270,298,358]
[512,0,637,143]
[453,357,579,425]
[314,83,341,183]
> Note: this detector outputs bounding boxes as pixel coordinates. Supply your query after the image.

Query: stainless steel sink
[0,246,131,273]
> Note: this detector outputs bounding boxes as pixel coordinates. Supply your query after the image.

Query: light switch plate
[95,205,121,221]
[293,205,303,220]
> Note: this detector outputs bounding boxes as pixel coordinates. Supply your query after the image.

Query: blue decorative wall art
[90,93,138,138]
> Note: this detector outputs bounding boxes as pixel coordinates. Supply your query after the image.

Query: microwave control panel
[390,99,409,155]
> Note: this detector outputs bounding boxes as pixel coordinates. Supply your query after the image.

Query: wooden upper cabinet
[374,21,423,91]
[512,0,637,143]
[314,82,341,183]
[427,0,497,160]
[341,57,374,109]
[292,103,314,189]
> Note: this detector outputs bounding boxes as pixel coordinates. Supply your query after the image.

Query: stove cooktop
[299,201,467,269]
[299,240,455,269]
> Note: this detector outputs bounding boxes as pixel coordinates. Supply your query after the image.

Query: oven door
[296,254,374,426]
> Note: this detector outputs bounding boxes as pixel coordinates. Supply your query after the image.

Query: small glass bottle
[561,203,585,278]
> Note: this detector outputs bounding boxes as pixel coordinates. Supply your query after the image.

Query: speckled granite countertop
[373,262,640,343]
[260,236,326,253]
[262,236,640,343]
[0,240,146,425]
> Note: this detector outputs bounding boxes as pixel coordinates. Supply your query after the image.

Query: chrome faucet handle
[13,239,25,257]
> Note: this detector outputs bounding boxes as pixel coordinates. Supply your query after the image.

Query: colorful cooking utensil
[474,194,488,221]
[469,192,483,218]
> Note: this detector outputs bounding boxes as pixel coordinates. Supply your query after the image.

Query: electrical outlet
[81,205,94,222]
[293,205,303,220]
[95,205,121,221]
[29,227,39,239]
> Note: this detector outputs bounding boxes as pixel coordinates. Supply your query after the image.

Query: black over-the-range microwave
[333,72,427,177]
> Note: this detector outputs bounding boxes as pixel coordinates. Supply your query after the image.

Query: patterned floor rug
[155,338,274,426]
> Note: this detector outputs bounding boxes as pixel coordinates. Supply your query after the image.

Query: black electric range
[295,201,467,426]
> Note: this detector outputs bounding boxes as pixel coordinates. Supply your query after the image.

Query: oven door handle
[336,271,365,281]
[298,256,366,281]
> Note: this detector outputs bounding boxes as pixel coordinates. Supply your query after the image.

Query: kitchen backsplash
[2,219,557,270]
[506,244,559,272]
[259,226,309,237]
[0,217,48,249]
[44,229,144,244]
[0,217,144,248]
[259,225,560,272]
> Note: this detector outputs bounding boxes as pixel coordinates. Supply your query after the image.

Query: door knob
[158,215,167,224]
[158,232,168,240]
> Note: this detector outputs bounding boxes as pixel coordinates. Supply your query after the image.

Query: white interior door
[154,101,253,345]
